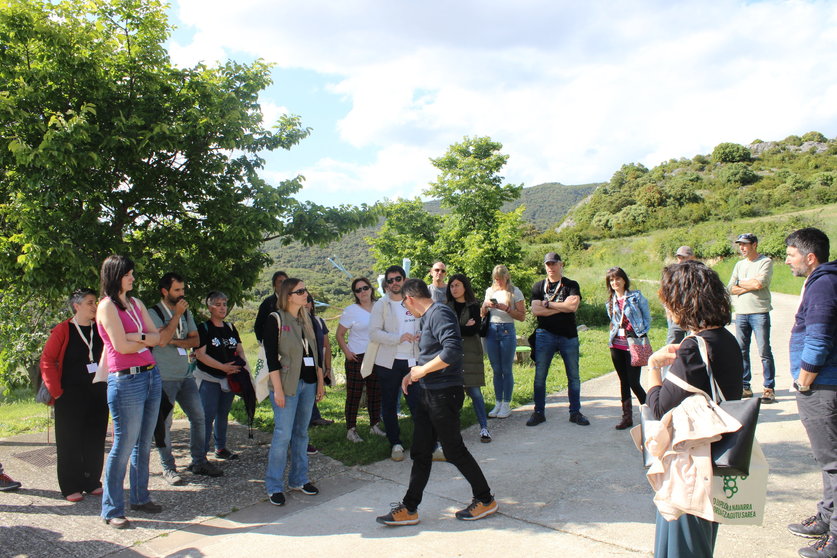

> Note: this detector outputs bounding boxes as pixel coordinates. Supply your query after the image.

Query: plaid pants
[344,354,381,429]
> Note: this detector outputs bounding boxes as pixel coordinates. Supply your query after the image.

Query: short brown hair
[658,261,730,331]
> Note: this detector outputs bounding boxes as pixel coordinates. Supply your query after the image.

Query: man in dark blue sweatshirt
[784,227,837,558]
[376,279,497,527]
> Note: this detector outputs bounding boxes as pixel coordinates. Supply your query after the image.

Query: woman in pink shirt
[97,255,161,529]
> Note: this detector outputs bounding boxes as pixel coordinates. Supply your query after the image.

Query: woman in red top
[40,288,107,502]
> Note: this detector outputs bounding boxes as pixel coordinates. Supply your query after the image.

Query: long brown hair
[99,255,134,311]
[605,267,631,314]
[277,278,316,342]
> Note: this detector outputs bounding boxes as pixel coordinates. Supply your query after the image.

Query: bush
[801,131,827,143]
[712,142,751,163]
[717,162,758,186]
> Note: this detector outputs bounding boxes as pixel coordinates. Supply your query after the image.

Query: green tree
[0,0,377,389]
[369,137,524,291]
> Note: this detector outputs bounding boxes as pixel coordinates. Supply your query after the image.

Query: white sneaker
[479,428,492,443]
[391,444,405,462]
[496,401,512,419]
[370,423,386,437]
[488,402,503,418]
[347,427,364,443]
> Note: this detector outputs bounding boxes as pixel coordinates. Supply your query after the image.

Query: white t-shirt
[484,285,524,323]
[338,304,372,354]
[390,300,419,359]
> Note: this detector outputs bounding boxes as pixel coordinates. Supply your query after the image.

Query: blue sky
[166,0,837,207]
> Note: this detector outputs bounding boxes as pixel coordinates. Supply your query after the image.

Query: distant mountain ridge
[261,181,599,284]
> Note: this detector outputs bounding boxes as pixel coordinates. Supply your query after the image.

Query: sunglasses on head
[290,287,308,296]
[385,276,403,284]
[353,285,371,293]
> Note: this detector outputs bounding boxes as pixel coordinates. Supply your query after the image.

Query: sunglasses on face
[290,288,308,296]
[385,276,404,284]
[353,285,371,293]
[432,268,446,273]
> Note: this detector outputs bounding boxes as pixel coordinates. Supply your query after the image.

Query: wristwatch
[797,383,811,392]
[141,334,146,341]
[544,301,549,309]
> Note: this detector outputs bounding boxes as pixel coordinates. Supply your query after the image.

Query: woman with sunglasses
[194,291,246,461]
[336,277,383,443]
[263,279,324,506]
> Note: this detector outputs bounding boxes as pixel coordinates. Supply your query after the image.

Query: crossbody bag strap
[271,312,282,361]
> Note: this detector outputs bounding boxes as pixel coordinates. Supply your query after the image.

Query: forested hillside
[558,132,837,240]
[259,181,598,297]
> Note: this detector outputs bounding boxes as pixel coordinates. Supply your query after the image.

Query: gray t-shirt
[149,302,198,381]
[428,284,447,304]
[728,255,773,314]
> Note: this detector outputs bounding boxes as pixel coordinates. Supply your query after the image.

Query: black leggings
[610,348,646,404]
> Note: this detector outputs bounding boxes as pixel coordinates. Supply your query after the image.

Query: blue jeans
[485,322,516,402]
[265,380,316,494]
[734,313,775,389]
[199,380,235,454]
[101,367,162,520]
[654,510,718,558]
[534,329,581,415]
[375,361,418,447]
[465,386,488,429]
[158,378,206,470]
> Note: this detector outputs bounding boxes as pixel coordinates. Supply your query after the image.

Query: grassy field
[0,323,668,465]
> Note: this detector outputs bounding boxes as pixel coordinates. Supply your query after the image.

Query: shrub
[718,162,758,186]
[712,142,751,163]
[801,131,827,143]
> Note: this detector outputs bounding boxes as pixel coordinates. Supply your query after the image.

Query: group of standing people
[37,256,245,528]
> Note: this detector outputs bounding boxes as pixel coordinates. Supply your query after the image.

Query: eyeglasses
[353,285,371,293]
[385,276,403,284]
[290,288,308,296]
[400,297,411,308]
[432,268,446,273]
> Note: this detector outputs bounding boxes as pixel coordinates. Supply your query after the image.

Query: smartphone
[490,298,498,304]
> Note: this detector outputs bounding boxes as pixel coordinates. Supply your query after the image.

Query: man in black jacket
[376,279,497,527]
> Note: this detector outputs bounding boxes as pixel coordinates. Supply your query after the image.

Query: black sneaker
[799,535,837,558]
[214,449,239,460]
[269,492,286,506]
[569,412,590,426]
[290,482,319,495]
[789,515,830,538]
[130,501,163,513]
[306,444,319,456]
[526,411,546,426]
[190,461,224,477]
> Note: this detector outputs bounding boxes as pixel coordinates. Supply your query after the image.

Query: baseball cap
[675,246,694,258]
[544,252,562,263]
[735,233,757,244]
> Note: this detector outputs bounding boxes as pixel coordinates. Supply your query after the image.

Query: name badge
[303,356,315,367]
[86,363,98,374]
[618,328,626,337]
[408,358,416,367]
[177,348,188,356]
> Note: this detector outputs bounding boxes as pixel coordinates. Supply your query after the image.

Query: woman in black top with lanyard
[40,288,107,502]
[645,260,743,558]
[262,278,325,506]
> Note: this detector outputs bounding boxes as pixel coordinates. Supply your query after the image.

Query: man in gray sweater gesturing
[376,279,498,527]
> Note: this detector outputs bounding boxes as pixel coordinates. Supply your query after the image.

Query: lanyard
[72,317,95,363]
[160,302,184,338]
[545,279,563,302]
[124,298,144,334]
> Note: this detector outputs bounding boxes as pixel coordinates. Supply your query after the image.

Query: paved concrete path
[0,292,822,558]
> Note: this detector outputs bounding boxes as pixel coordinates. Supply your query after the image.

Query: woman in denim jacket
[605,267,651,430]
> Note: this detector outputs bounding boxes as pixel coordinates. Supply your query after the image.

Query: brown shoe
[761,388,776,403]
[103,516,130,529]
[615,399,633,430]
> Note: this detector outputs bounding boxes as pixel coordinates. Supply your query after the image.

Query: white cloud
[171,0,837,203]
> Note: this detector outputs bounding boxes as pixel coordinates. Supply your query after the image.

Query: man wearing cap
[527,252,589,426]
[728,233,776,402]
[666,246,696,344]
